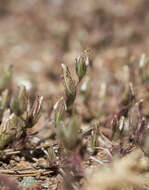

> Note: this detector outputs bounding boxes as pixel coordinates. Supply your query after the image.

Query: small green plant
[53,51,90,187]
[0,66,43,150]
[54,50,90,151]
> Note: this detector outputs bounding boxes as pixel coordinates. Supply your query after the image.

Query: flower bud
[75,54,88,82]
[61,64,76,108]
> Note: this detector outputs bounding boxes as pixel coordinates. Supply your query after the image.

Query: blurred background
[0,0,149,98]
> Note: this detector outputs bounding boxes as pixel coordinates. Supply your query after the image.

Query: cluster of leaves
[0,65,43,151]
[54,50,90,150]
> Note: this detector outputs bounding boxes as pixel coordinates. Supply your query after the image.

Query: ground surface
[0,1,149,190]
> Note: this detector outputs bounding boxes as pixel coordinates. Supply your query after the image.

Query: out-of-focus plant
[10,85,28,116]
[139,54,149,82]
[80,76,91,104]
[57,116,80,151]
[0,89,9,120]
[98,82,107,114]
[0,65,12,92]
[120,82,135,108]
[84,150,148,190]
